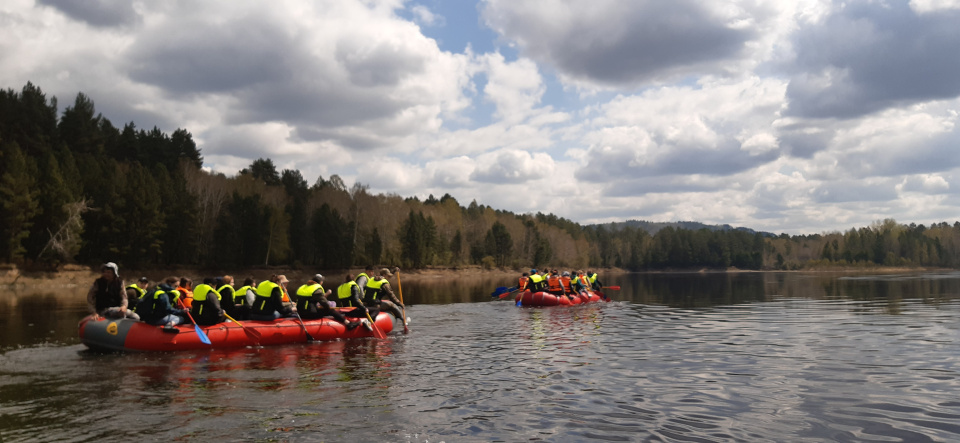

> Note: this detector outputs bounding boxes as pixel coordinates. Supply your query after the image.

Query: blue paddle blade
[516,296,522,307]
[491,286,509,297]
[195,324,211,344]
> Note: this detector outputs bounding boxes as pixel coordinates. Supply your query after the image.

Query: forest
[3,82,960,272]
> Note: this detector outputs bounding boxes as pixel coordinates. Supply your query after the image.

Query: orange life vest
[561,276,572,293]
[547,276,563,292]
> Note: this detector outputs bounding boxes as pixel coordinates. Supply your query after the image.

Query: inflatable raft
[78,312,395,352]
[515,290,606,306]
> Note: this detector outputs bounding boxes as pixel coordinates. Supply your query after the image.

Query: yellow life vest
[255,281,279,311]
[337,281,359,307]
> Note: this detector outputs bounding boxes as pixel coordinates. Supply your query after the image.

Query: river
[1,271,959,442]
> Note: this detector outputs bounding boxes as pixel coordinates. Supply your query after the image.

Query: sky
[3,0,960,235]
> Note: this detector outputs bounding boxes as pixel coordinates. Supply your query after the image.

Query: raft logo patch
[106,322,118,335]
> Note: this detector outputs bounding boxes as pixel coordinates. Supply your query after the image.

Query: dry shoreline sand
[1,263,950,290]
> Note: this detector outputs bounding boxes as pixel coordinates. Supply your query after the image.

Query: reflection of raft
[515,290,605,307]
[78,312,395,352]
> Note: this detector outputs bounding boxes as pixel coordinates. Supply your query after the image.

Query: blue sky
[4,0,960,234]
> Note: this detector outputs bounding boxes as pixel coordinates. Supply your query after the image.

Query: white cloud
[410,4,444,26]
[910,0,960,14]
[470,149,555,183]
[6,0,960,236]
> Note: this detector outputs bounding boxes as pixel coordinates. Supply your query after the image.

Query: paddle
[395,268,409,334]
[291,309,315,342]
[365,310,387,339]
[490,286,513,297]
[280,283,315,342]
[499,286,521,299]
[183,310,211,345]
[604,286,621,291]
[224,311,261,342]
[176,294,211,345]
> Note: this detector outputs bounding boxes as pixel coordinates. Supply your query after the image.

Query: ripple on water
[3,281,960,442]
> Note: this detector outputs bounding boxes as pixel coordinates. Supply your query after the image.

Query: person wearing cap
[295,274,361,329]
[522,268,547,293]
[191,277,225,326]
[363,268,406,324]
[250,274,295,321]
[126,276,150,309]
[87,262,139,320]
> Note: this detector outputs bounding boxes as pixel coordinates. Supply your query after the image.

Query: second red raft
[515,290,605,306]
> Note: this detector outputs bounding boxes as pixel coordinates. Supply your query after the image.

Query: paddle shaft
[279,283,314,341]
[499,286,521,299]
[395,269,409,333]
[365,311,387,339]
[223,311,261,341]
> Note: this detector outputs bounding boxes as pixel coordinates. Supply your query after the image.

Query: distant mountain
[594,220,777,237]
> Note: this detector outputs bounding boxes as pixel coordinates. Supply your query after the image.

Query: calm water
[2,272,960,442]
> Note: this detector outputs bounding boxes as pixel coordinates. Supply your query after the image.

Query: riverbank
[1,263,953,289]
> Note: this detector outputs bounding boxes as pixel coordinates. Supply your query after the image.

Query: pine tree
[0,142,40,262]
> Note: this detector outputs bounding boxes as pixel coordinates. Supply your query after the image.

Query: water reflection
[607,271,960,315]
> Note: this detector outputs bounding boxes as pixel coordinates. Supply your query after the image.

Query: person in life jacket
[571,270,590,294]
[231,277,256,320]
[364,268,406,324]
[295,274,361,329]
[354,265,374,300]
[546,269,565,296]
[191,277,225,326]
[177,277,194,309]
[586,270,603,290]
[522,268,547,293]
[87,262,139,320]
[560,271,574,296]
[125,276,149,309]
[518,272,529,290]
[217,275,238,319]
[250,275,295,321]
[336,273,376,328]
[136,276,188,329]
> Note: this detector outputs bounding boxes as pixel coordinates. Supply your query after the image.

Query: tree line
[3,82,960,272]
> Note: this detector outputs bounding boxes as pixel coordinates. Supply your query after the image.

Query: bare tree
[38,199,91,262]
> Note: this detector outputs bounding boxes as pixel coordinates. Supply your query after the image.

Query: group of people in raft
[517,268,604,300]
[86,262,407,332]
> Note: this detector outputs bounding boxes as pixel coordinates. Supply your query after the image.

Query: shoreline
[1,263,954,289]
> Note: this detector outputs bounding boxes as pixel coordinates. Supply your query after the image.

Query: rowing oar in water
[177,295,211,345]
[278,282,315,342]
[365,309,387,339]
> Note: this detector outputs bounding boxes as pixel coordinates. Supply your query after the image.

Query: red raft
[78,312,395,352]
[515,290,606,306]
